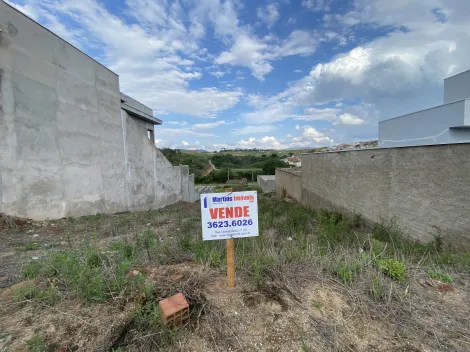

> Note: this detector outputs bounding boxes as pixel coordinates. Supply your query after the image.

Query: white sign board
[200,191,259,241]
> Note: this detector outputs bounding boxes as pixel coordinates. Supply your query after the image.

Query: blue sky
[6,0,470,150]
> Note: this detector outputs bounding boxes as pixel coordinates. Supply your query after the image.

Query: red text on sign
[209,206,250,219]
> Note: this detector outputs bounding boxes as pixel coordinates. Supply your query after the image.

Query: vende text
[209,206,250,219]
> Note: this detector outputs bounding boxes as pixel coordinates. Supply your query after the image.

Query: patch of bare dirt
[1,298,135,352]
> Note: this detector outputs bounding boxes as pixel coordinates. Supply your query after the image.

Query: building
[0,2,198,220]
[282,156,301,167]
[287,156,301,167]
[379,70,470,148]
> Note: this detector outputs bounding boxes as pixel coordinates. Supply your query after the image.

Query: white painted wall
[444,70,470,104]
[379,100,470,147]
[379,70,470,148]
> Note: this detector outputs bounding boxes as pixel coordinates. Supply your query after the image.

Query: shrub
[376,259,406,281]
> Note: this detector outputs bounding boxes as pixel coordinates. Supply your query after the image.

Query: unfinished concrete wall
[122,111,186,212]
[0,2,194,220]
[275,169,301,202]
[257,175,276,193]
[301,144,470,248]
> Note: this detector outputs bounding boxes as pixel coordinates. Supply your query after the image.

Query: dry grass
[1,193,469,351]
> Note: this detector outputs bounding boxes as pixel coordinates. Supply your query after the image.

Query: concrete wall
[257,175,276,193]
[275,168,301,202]
[444,70,470,104]
[0,2,195,220]
[301,144,470,248]
[378,99,470,148]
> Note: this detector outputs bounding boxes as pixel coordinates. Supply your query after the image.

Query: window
[147,129,154,142]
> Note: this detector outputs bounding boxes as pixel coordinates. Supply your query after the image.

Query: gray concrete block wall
[257,175,276,193]
[0,2,196,220]
[275,169,301,202]
[301,144,470,249]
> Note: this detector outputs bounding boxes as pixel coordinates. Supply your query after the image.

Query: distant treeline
[161,148,289,184]
[211,152,282,168]
[160,148,209,175]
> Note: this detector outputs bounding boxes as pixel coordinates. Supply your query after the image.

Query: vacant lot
[1,194,469,351]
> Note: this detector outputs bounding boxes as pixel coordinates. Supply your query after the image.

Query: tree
[262,160,289,175]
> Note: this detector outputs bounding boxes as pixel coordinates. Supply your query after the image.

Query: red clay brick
[159,293,189,327]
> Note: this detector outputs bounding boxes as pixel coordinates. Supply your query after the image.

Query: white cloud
[192,120,226,129]
[166,121,189,126]
[242,101,295,124]
[288,125,334,147]
[230,125,334,150]
[293,107,341,122]
[335,113,364,125]
[257,3,280,28]
[295,124,300,130]
[301,0,331,12]
[182,141,189,147]
[215,34,273,80]
[237,136,287,149]
[233,125,277,135]
[156,128,215,137]
[294,69,302,73]
[209,71,227,78]
[301,126,333,143]
[135,87,243,118]
[214,22,318,80]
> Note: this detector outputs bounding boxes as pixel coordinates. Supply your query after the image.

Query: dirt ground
[1,201,469,352]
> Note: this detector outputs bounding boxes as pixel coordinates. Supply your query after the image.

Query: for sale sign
[201,191,259,241]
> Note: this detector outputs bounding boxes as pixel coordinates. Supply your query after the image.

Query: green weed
[133,299,180,346]
[369,276,385,301]
[312,300,323,310]
[17,241,41,251]
[376,259,406,282]
[14,283,60,306]
[336,264,354,284]
[21,242,144,303]
[300,337,310,352]
[137,229,158,261]
[434,252,470,271]
[24,334,47,352]
[427,269,452,283]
